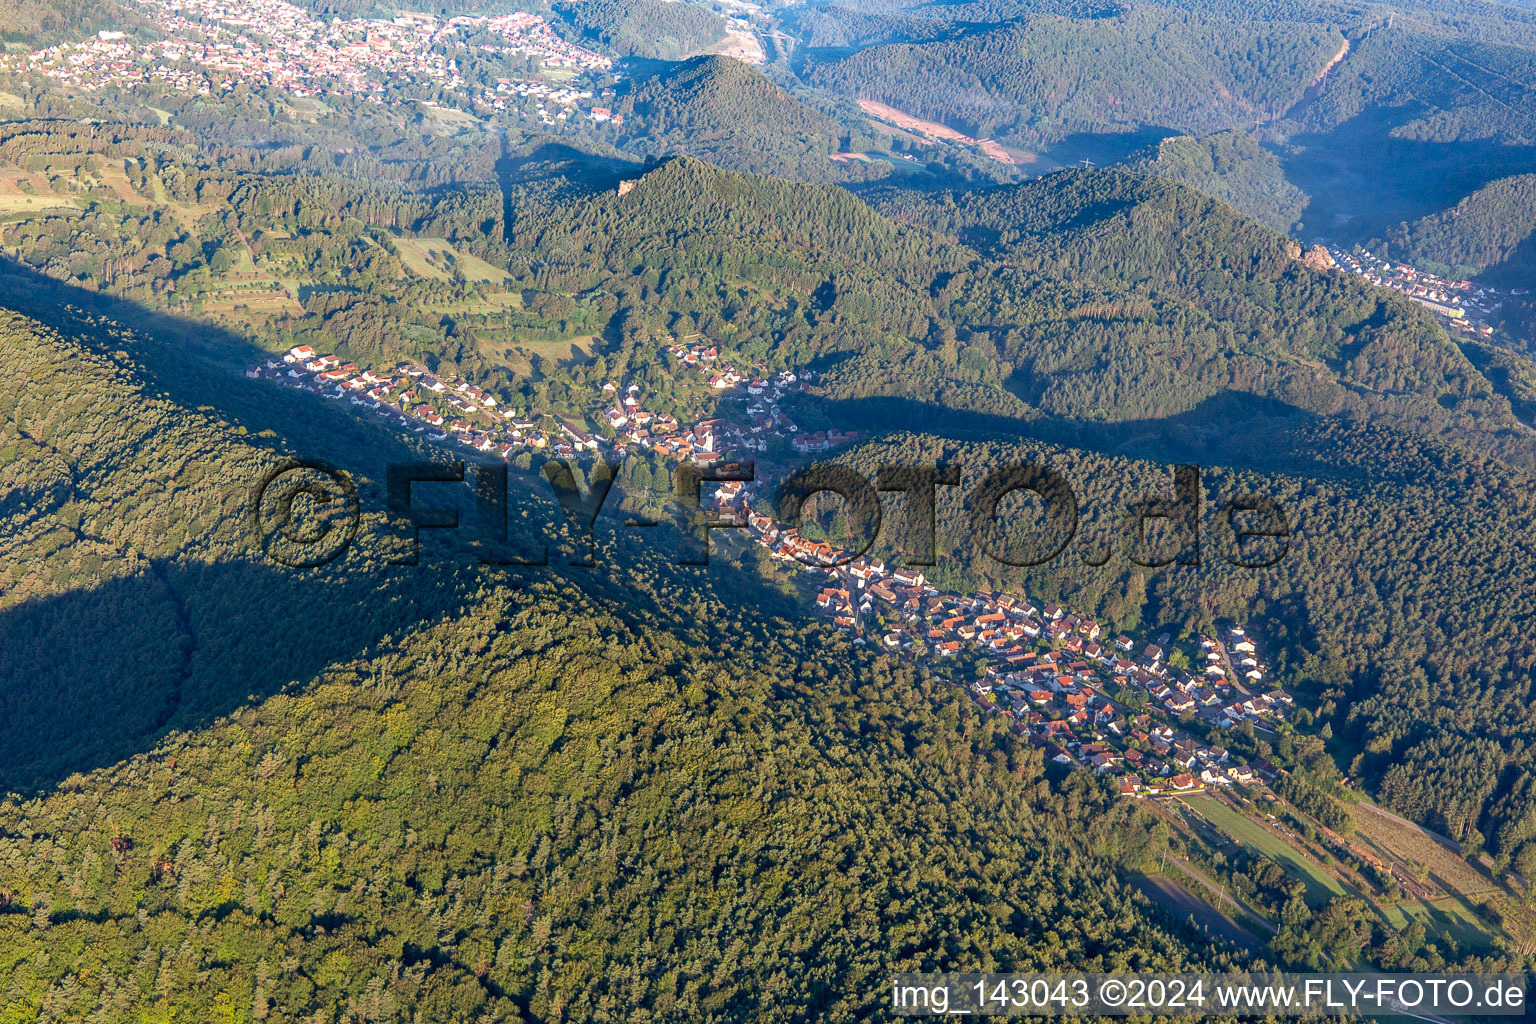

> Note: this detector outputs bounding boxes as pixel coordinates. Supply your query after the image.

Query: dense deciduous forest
[0,0,143,45]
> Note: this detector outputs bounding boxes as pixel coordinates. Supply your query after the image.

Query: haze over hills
[804,8,1347,141]
[1123,131,1309,234]
[1375,173,1536,282]
[554,0,730,61]
[789,0,1536,253]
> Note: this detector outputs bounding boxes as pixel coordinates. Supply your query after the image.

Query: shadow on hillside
[0,553,461,794]
[1281,108,1536,240]
[0,255,434,472]
[0,257,549,793]
[1043,127,1181,169]
[497,139,641,192]
[1487,230,1536,291]
[612,56,679,82]
[0,256,820,795]
[792,389,1327,474]
[0,477,791,801]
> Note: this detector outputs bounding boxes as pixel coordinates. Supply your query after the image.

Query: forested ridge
[7,126,1536,1015]
[1124,131,1309,234]
[1293,27,1536,145]
[786,0,1536,246]
[6,0,1536,1015]
[805,7,1344,141]
[487,161,1520,461]
[554,0,729,61]
[470,158,1536,876]
[0,270,491,794]
[850,170,1526,462]
[1376,174,1536,282]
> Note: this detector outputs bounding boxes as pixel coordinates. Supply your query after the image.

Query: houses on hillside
[256,337,1300,802]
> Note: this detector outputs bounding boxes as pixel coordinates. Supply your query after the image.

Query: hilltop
[555,0,729,60]
[619,56,887,182]
[1123,130,1310,235]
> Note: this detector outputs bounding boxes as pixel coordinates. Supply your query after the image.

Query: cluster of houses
[1326,245,1501,337]
[655,342,864,455]
[252,332,872,473]
[469,78,602,125]
[254,345,584,456]
[2,1,608,104]
[737,497,1297,797]
[251,336,1302,803]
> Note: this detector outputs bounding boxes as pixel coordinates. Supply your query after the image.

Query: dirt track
[857,99,1017,166]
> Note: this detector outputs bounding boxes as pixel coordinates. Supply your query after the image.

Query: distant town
[0,1,611,113]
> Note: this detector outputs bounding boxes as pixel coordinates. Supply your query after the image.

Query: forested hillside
[1125,131,1309,234]
[805,7,1344,141]
[1276,24,1536,237]
[0,261,485,794]
[555,0,729,60]
[782,3,954,49]
[458,159,1536,859]
[10,0,1536,1016]
[1377,174,1536,283]
[790,2,1536,245]
[1294,28,1536,145]
[7,135,1536,1009]
[492,161,1510,460]
[851,169,1523,461]
[0,277,1233,1021]
[619,56,886,182]
[816,422,1536,870]
[0,0,142,45]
